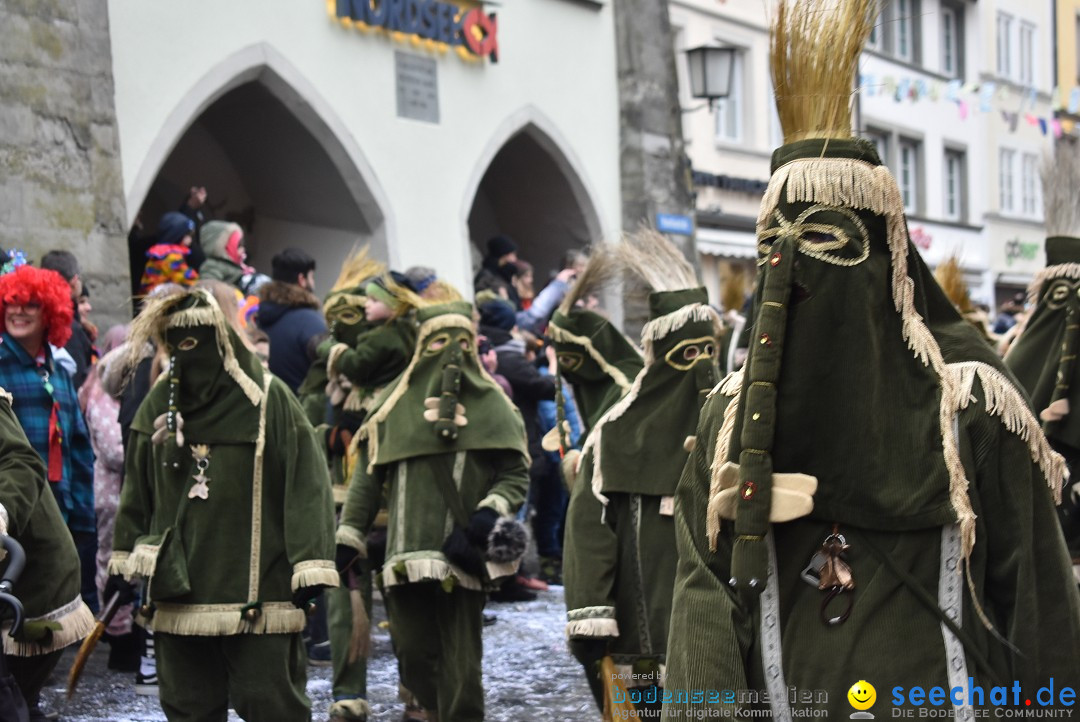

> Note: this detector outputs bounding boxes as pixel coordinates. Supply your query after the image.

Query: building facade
[674,0,1063,312]
[107,0,622,297]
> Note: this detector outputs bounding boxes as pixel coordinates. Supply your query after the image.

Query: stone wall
[612,0,698,332]
[0,0,130,329]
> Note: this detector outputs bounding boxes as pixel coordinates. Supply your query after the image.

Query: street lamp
[685,45,736,112]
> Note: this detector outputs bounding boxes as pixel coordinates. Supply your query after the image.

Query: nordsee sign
[332,0,499,63]
[656,213,694,236]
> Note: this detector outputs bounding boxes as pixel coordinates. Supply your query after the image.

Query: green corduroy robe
[111,319,337,636]
[563,288,721,702]
[0,386,94,656]
[664,138,1080,720]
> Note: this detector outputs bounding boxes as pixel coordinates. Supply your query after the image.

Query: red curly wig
[0,265,75,348]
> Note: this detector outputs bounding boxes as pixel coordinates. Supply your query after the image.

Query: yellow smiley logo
[847,680,876,711]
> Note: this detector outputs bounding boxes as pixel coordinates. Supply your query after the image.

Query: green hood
[323,284,373,347]
[1005,235,1080,456]
[548,308,644,431]
[129,290,266,444]
[582,287,721,498]
[360,301,528,468]
[719,138,1062,590]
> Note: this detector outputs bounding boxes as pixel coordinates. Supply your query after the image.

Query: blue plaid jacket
[0,333,96,533]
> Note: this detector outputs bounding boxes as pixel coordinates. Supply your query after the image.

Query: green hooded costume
[110,289,338,721]
[0,385,94,710]
[1004,150,1080,567]
[338,301,529,722]
[664,3,1080,719]
[563,232,722,712]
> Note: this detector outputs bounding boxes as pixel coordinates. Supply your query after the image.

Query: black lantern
[685,45,737,107]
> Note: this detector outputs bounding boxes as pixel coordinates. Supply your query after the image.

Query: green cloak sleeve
[337,445,385,557]
[563,453,620,639]
[0,387,95,655]
[663,388,753,717]
[328,320,415,390]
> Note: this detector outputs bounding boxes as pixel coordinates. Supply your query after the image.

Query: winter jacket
[256,281,327,394]
[487,331,555,455]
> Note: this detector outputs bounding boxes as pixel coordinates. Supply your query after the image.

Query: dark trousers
[71,529,99,615]
[384,582,486,722]
[156,632,309,722]
[8,649,64,711]
[529,455,568,559]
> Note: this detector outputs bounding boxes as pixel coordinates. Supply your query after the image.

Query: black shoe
[483,613,497,626]
[106,631,141,672]
[488,577,537,603]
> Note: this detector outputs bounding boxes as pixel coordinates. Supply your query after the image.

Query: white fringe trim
[335,526,369,557]
[947,361,1067,504]
[707,382,744,552]
[106,551,130,576]
[119,544,160,581]
[290,560,340,592]
[327,342,351,379]
[380,555,484,591]
[642,304,723,364]
[149,601,305,636]
[2,596,95,656]
[1026,262,1080,307]
[547,323,638,393]
[565,617,619,639]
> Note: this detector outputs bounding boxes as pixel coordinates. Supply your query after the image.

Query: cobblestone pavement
[39,586,596,722]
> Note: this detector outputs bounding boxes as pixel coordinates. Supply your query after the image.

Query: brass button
[759,333,771,346]
[741,481,756,500]
[770,252,782,267]
[752,412,761,421]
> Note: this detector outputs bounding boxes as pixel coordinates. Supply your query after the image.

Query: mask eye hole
[424,333,450,355]
[459,338,470,351]
[177,337,199,351]
[704,343,715,357]
[557,352,584,372]
[336,309,362,325]
[1047,282,1070,309]
[683,346,701,361]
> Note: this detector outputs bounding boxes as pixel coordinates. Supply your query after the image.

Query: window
[1021,153,1040,217]
[864,128,890,164]
[899,138,920,213]
[714,50,743,143]
[940,5,963,79]
[999,148,1016,213]
[996,12,1013,79]
[1019,22,1035,86]
[869,1,921,63]
[895,0,914,62]
[943,150,965,222]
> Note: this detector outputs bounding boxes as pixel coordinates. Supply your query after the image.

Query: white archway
[125,42,396,264]
[461,105,606,282]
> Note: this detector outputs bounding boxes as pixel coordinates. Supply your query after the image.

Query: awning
[696,227,758,259]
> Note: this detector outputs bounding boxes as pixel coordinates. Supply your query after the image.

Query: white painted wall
[106,0,622,297]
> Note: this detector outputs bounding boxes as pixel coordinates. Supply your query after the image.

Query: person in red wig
[0,264,97,613]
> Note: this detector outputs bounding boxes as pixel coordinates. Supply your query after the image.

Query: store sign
[909,226,932,251]
[691,170,769,195]
[656,213,694,236]
[1004,238,1039,267]
[332,0,499,63]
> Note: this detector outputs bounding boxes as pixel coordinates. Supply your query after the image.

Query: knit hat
[364,272,421,316]
[157,212,195,246]
[486,235,517,259]
[478,296,516,331]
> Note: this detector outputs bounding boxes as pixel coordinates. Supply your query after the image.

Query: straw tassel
[348,586,371,663]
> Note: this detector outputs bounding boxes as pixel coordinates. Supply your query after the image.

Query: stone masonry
[0,0,130,329]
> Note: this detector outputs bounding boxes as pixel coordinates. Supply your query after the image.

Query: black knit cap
[486,235,518,259]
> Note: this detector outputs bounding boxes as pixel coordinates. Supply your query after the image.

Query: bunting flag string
[858,74,1079,138]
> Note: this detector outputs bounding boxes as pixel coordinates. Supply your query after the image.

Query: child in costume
[107,288,338,721]
[562,231,721,714]
[0,385,95,721]
[1004,145,1080,582]
[337,301,529,722]
[664,2,1080,718]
